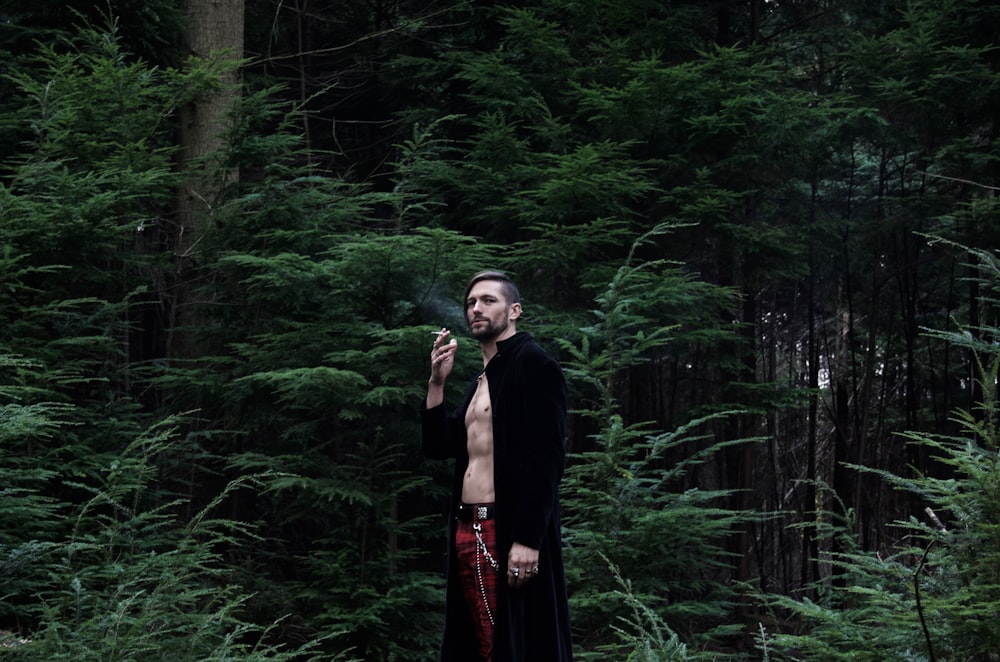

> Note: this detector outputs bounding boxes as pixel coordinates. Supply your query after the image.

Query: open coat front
[421,332,573,661]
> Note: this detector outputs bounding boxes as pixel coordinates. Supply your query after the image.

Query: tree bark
[170,0,245,359]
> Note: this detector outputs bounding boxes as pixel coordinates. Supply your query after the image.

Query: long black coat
[421,332,573,661]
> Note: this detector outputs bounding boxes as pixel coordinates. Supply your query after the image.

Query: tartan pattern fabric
[455,512,499,661]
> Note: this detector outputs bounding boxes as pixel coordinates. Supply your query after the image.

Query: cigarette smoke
[422,290,465,330]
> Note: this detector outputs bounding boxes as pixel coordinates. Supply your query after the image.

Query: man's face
[465,280,520,342]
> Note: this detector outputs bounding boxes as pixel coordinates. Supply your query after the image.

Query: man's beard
[469,313,509,341]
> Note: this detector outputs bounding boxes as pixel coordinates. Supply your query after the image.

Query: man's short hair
[463,270,521,307]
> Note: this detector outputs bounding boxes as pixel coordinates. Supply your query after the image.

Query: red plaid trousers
[455,507,499,662]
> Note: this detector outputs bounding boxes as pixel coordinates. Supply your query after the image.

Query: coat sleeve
[510,353,567,549]
[420,402,466,460]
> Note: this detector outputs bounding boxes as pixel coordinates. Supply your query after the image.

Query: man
[421,271,573,662]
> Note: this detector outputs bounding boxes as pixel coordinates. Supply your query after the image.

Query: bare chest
[464,373,492,430]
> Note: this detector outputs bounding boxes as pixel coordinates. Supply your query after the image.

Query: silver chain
[473,521,498,627]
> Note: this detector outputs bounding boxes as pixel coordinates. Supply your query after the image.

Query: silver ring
[532,565,539,574]
[511,567,519,577]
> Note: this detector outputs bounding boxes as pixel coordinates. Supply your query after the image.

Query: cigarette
[430,330,446,335]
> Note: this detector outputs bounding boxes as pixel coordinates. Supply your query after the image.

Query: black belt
[456,503,494,522]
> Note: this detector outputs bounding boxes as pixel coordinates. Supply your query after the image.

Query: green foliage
[0,359,333,659]
[558,223,737,414]
[564,410,758,658]
[560,231,756,657]
[0,18,205,411]
[5,1,1000,660]
[3,19,184,183]
[160,82,500,658]
[0,20,336,659]
[598,559,692,662]
[760,245,1000,660]
[0,357,71,629]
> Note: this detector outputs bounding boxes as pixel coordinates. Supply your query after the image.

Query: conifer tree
[760,243,1000,661]
[0,20,329,659]
[557,227,757,656]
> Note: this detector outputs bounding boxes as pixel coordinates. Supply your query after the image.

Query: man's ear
[509,302,522,320]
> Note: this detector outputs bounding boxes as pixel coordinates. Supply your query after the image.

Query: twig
[913,170,1000,192]
[914,508,945,662]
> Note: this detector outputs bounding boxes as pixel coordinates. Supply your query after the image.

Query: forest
[1,0,999,659]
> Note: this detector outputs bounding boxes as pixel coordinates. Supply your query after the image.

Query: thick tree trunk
[169,0,245,359]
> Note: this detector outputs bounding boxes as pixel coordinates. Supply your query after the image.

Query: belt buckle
[477,506,488,520]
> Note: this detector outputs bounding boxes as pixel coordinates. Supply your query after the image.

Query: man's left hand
[507,542,540,588]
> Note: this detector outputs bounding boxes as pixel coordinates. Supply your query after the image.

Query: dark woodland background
[1,1,999,659]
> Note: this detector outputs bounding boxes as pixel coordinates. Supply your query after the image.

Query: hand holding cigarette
[429,328,458,385]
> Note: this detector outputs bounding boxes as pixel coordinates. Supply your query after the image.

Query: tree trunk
[169,0,245,359]
[803,199,819,595]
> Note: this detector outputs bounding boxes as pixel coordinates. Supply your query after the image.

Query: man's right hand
[429,328,458,386]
